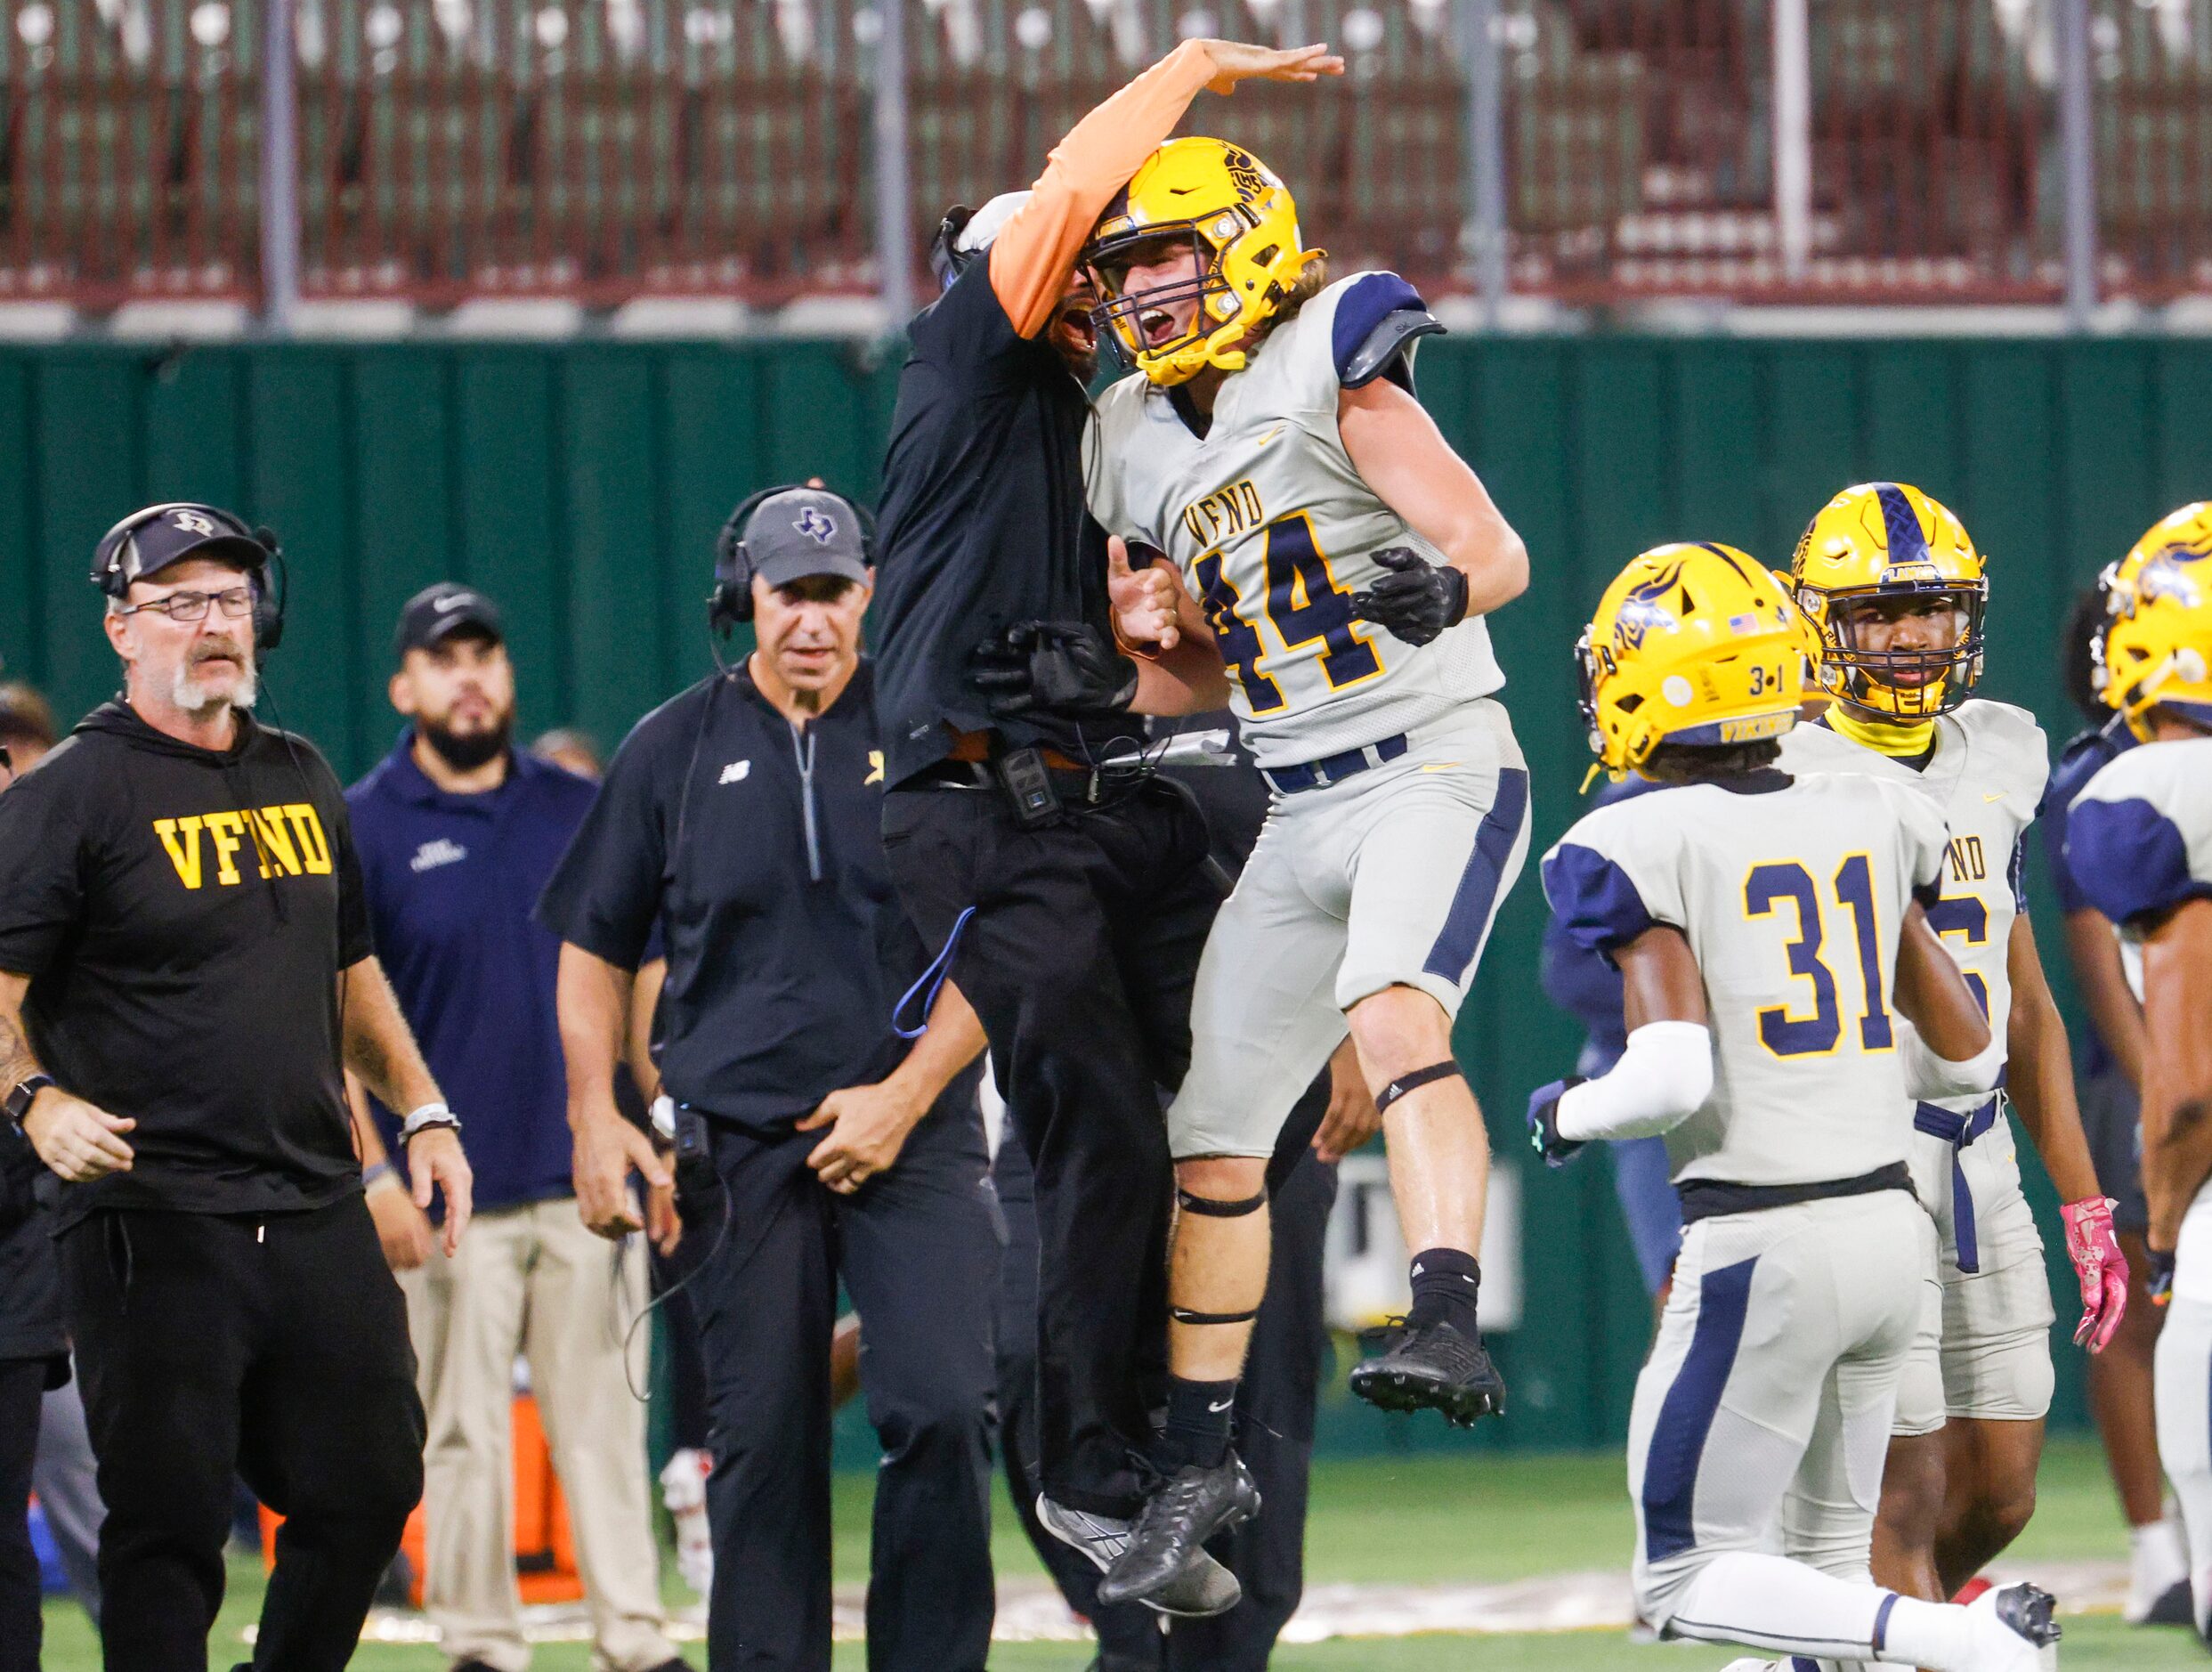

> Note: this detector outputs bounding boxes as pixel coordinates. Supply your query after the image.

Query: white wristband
[401,1102,461,1140]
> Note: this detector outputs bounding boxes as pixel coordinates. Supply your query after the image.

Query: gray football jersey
[1086,271,1504,769]
[2067,735,2212,1299]
[1542,769,1951,1189]
[1779,702,2047,1124]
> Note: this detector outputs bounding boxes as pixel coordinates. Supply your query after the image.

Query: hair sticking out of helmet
[1081,136,1323,387]
[1789,481,1988,721]
[1578,542,1815,780]
[2097,501,2212,741]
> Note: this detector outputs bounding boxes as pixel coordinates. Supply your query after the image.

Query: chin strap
[1827,702,1936,759]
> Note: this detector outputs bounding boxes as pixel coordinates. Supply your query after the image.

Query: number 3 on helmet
[1789,481,1988,721]
[1082,136,1323,388]
[1577,542,1815,778]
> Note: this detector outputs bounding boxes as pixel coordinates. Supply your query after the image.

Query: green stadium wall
[5,335,2209,1456]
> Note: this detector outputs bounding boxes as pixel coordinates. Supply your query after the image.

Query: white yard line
[346,1560,2128,1647]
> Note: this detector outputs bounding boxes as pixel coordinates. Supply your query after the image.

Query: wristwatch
[4,1073,55,1133]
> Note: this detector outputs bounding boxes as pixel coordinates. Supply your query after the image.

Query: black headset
[91,500,289,656]
[930,205,978,294]
[709,483,877,635]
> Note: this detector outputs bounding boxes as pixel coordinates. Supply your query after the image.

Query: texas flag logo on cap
[794,506,839,546]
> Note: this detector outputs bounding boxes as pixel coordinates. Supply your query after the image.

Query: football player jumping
[1533,541,2059,1672]
[1778,483,2127,1603]
[1056,136,1531,1603]
[2063,506,2212,1642]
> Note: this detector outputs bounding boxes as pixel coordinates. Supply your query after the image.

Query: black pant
[60,1197,425,1672]
[681,1100,1001,1672]
[884,779,1220,1516]
[996,1077,1340,1671]
[0,1356,46,1672]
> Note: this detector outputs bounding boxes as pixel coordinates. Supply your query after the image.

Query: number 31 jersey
[1541,769,1951,1189]
[1086,271,1504,770]
[1777,700,2048,1118]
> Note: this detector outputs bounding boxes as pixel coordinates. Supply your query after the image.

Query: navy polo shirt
[537,658,958,1128]
[347,737,599,1211]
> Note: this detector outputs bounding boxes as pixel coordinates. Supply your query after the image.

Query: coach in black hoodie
[0,504,473,1672]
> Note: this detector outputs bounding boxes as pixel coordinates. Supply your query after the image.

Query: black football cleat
[1035,1493,1243,1619]
[1093,1453,1261,1612]
[1963,1580,2061,1670]
[1349,1317,1506,1427]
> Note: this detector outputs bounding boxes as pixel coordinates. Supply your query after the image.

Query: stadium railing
[0,0,2204,313]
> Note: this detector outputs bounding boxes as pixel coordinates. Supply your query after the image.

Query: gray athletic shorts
[1631,1189,1933,1629]
[1892,1112,2054,1434]
[1165,699,1530,1159]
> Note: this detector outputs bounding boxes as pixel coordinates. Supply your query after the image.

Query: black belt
[1260,732,1409,795]
[1677,1161,1914,1225]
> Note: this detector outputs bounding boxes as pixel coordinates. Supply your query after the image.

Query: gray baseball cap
[741,488,871,589]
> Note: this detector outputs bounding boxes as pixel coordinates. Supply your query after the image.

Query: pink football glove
[2060,1196,2130,1352]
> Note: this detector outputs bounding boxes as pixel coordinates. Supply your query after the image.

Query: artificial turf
[37,1438,2198,1668]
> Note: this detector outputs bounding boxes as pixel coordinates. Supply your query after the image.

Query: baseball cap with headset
[709,485,876,634]
[91,501,288,656]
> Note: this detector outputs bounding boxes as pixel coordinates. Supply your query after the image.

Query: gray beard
[171,658,257,717]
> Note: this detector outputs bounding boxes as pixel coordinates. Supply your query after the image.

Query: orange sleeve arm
[987,40,1222,338]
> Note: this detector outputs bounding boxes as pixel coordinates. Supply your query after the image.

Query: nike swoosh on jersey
[1983,791,2007,802]
[1254,425,1284,449]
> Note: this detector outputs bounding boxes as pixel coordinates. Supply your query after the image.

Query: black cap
[93,503,266,597]
[395,582,505,659]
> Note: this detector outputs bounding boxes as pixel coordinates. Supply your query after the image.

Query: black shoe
[1348,1317,1506,1426]
[2139,1576,2194,1628]
[1035,1493,1242,1619]
[1093,1454,1260,1611]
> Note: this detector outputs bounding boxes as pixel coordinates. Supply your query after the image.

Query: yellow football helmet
[1578,542,1813,777]
[1082,136,1324,387]
[2098,501,2212,741]
[1790,482,1988,719]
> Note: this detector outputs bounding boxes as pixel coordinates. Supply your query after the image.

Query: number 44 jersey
[1086,271,1504,770]
[1542,769,1950,1189]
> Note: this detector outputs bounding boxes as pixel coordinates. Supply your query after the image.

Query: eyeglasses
[115,586,255,624]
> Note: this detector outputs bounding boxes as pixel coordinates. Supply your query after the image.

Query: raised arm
[989,40,1343,338]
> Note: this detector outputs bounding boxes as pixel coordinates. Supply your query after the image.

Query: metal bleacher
[0,0,2205,315]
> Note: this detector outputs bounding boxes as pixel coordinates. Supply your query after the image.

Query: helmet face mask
[1790,482,1989,722]
[1813,581,1987,719]
[1088,228,1229,372]
[1082,136,1321,388]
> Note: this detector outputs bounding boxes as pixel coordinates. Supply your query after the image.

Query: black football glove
[1349,548,1470,646]
[969,621,1138,718]
[1525,1077,1587,1169]
[2148,1246,2176,1307]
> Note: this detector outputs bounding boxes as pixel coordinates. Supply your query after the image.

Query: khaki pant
[401,1197,673,1672]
